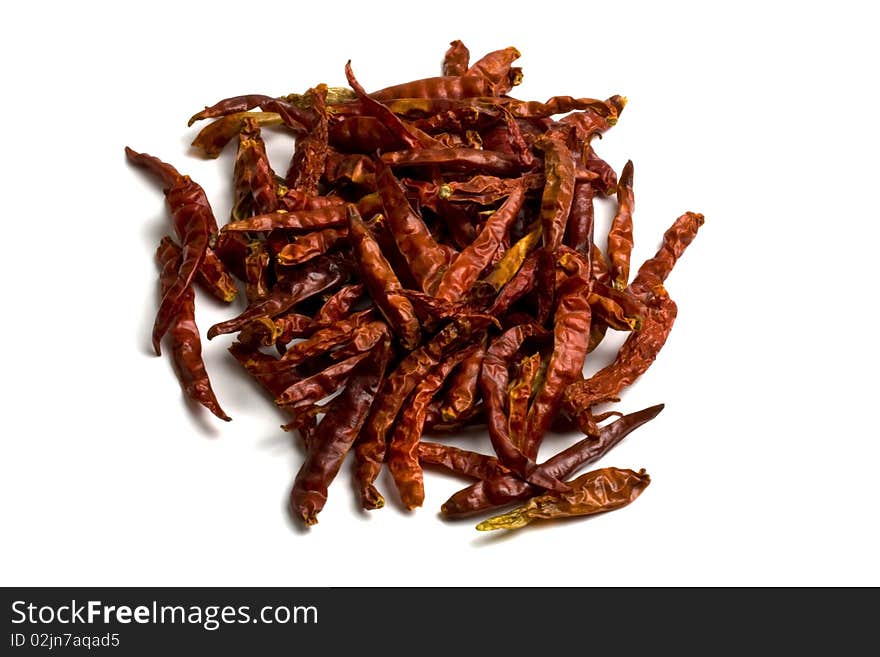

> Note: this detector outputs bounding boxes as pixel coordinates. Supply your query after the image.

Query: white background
[1,0,877,586]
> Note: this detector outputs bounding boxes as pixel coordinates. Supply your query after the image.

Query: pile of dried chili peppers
[127,41,703,531]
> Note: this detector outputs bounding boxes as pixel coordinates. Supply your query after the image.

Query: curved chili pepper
[191,111,283,158]
[347,205,421,349]
[126,148,212,355]
[435,185,526,301]
[223,206,348,232]
[464,46,522,94]
[443,40,470,76]
[439,336,486,422]
[629,211,705,302]
[156,237,230,421]
[388,343,479,509]
[286,85,329,194]
[485,251,539,316]
[354,315,494,509]
[290,337,391,525]
[607,160,635,290]
[441,403,663,517]
[207,254,348,339]
[476,467,650,531]
[375,159,450,294]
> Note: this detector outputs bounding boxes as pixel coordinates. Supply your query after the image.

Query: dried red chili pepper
[126,148,215,354]
[476,467,650,531]
[156,237,230,421]
[607,160,635,290]
[275,227,348,267]
[439,336,486,422]
[375,159,450,294]
[629,211,705,302]
[419,442,506,481]
[314,283,365,324]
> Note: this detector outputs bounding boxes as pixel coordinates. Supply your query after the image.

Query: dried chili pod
[275,227,349,266]
[381,148,523,176]
[419,442,506,481]
[156,237,230,421]
[223,206,348,232]
[314,284,365,324]
[607,160,635,290]
[481,224,542,292]
[375,159,450,294]
[290,337,391,525]
[476,467,650,531]
[347,205,421,349]
[508,352,542,447]
[276,349,374,410]
[629,211,705,302]
[126,148,213,354]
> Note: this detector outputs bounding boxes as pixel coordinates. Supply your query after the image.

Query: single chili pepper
[464,46,522,93]
[484,251,539,316]
[441,403,663,517]
[126,148,213,355]
[607,160,635,290]
[434,185,526,301]
[156,237,230,421]
[207,254,348,339]
[275,227,349,266]
[290,337,391,525]
[581,145,618,196]
[481,224,542,292]
[439,335,486,422]
[314,283,365,324]
[508,352,542,448]
[347,205,421,349]
[275,349,374,411]
[286,85,329,194]
[559,95,626,140]
[388,343,479,509]
[375,159,450,294]
[354,315,494,509]
[475,467,650,531]
[231,117,280,219]
[382,147,523,176]
[443,40,470,77]
[223,206,348,232]
[419,442,507,481]
[521,254,592,459]
[278,189,347,212]
[480,324,568,492]
[629,211,705,302]
[563,295,677,435]
[191,111,283,158]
